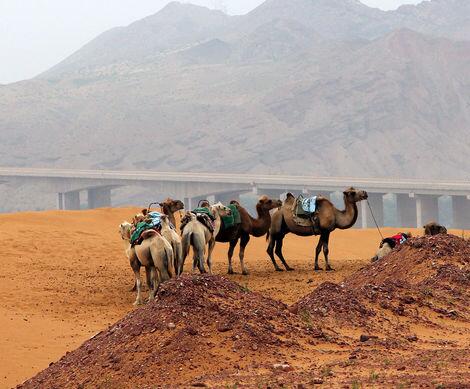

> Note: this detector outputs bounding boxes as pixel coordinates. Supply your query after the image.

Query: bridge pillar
[396,193,417,228]
[58,191,80,210]
[452,195,470,229]
[361,193,384,228]
[88,187,111,209]
[184,197,193,210]
[416,195,439,228]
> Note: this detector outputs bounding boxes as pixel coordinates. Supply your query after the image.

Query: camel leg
[227,238,239,275]
[131,281,137,292]
[267,233,283,271]
[195,243,206,274]
[239,233,250,276]
[275,236,294,271]
[314,236,324,271]
[322,231,334,271]
[192,253,199,273]
[207,238,215,274]
[147,266,157,302]
[133,268,143,306]
[145,267,153,290]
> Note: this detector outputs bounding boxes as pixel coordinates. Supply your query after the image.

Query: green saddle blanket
[221,204,241,229]
[192,207,213,218]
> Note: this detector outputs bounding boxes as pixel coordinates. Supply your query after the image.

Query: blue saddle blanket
[301,196,317,213]
[147,211,162,227]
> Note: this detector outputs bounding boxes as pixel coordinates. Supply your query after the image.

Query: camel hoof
[275,267,284,272]
[315,266,323,271]
[228,269,234,275]
[133,300,143,306]
[285,267,295,272]
[326,266,335,272]
[242,270,250,276]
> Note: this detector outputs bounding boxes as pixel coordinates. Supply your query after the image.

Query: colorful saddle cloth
[130,211,162,246]
[221,204,241,230]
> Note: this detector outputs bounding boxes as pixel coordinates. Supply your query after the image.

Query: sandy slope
[0,208,467,388]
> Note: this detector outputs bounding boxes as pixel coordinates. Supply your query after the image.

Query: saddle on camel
[180,200,216,233]
[292,194,321,234]
[130,210,163,247]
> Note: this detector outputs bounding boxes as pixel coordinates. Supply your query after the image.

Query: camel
[371,232,412,262]
[424,221,447,235]
[159,198,185,227]
[120,222,174,305]
[216,195,282,275]
[267,187,368,272]
[180,202,231,274]
[160,214,183,276]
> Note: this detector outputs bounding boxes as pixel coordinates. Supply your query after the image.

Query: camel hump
[284,193,295,204]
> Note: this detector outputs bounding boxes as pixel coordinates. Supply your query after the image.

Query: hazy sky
[0,0,423,84]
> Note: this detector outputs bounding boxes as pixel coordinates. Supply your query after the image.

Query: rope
[366,199,384,240]
[147,202,159,212]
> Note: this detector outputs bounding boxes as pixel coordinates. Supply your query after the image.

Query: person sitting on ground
[371,231,412,262]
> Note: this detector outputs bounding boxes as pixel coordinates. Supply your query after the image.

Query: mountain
[41,2,230,78]
[395,0,470,40]
[1,0,469,190]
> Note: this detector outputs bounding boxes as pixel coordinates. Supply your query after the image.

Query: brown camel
[267,187,368,272]
[216,195,282,275]
[424,221,447,235]
[159,198,185,227]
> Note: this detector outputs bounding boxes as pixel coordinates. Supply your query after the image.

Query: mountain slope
[1,0,470,182]
[41,2,230,78]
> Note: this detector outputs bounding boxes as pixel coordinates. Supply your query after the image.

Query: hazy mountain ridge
[1,0,469,182]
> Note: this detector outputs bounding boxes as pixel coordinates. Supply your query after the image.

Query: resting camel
[267,187,368,272]
[120,222,174,305]
[180,202,231,274]
[216,195,282,275]
[159,198,185,227]
[424,221,447,235]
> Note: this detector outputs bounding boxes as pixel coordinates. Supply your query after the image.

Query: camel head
[211,202,232,217]
[257,195,283,211]
[119,222,133,241]
[159,198,184,213]
[132,212,146,225]
[343,187,368,203]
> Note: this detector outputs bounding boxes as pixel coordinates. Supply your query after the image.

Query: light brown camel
[267,187,368,272]
[180,202,231,274]
[216,195,282,275]
[159,198,185,227]
[160,214,183,276]
[120,222,174,305]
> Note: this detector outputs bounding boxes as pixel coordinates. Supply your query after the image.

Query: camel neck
[161,206,176,227]
[250,206,272,237]
[335,197,358,229]
[211,210,223,236]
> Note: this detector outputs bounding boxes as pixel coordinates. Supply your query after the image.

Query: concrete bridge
[0,167,469,229]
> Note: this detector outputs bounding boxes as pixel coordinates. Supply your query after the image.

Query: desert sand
[0,207,468,388]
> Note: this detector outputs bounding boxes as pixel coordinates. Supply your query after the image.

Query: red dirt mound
[297,235,470,340]
[17,275,319,389]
